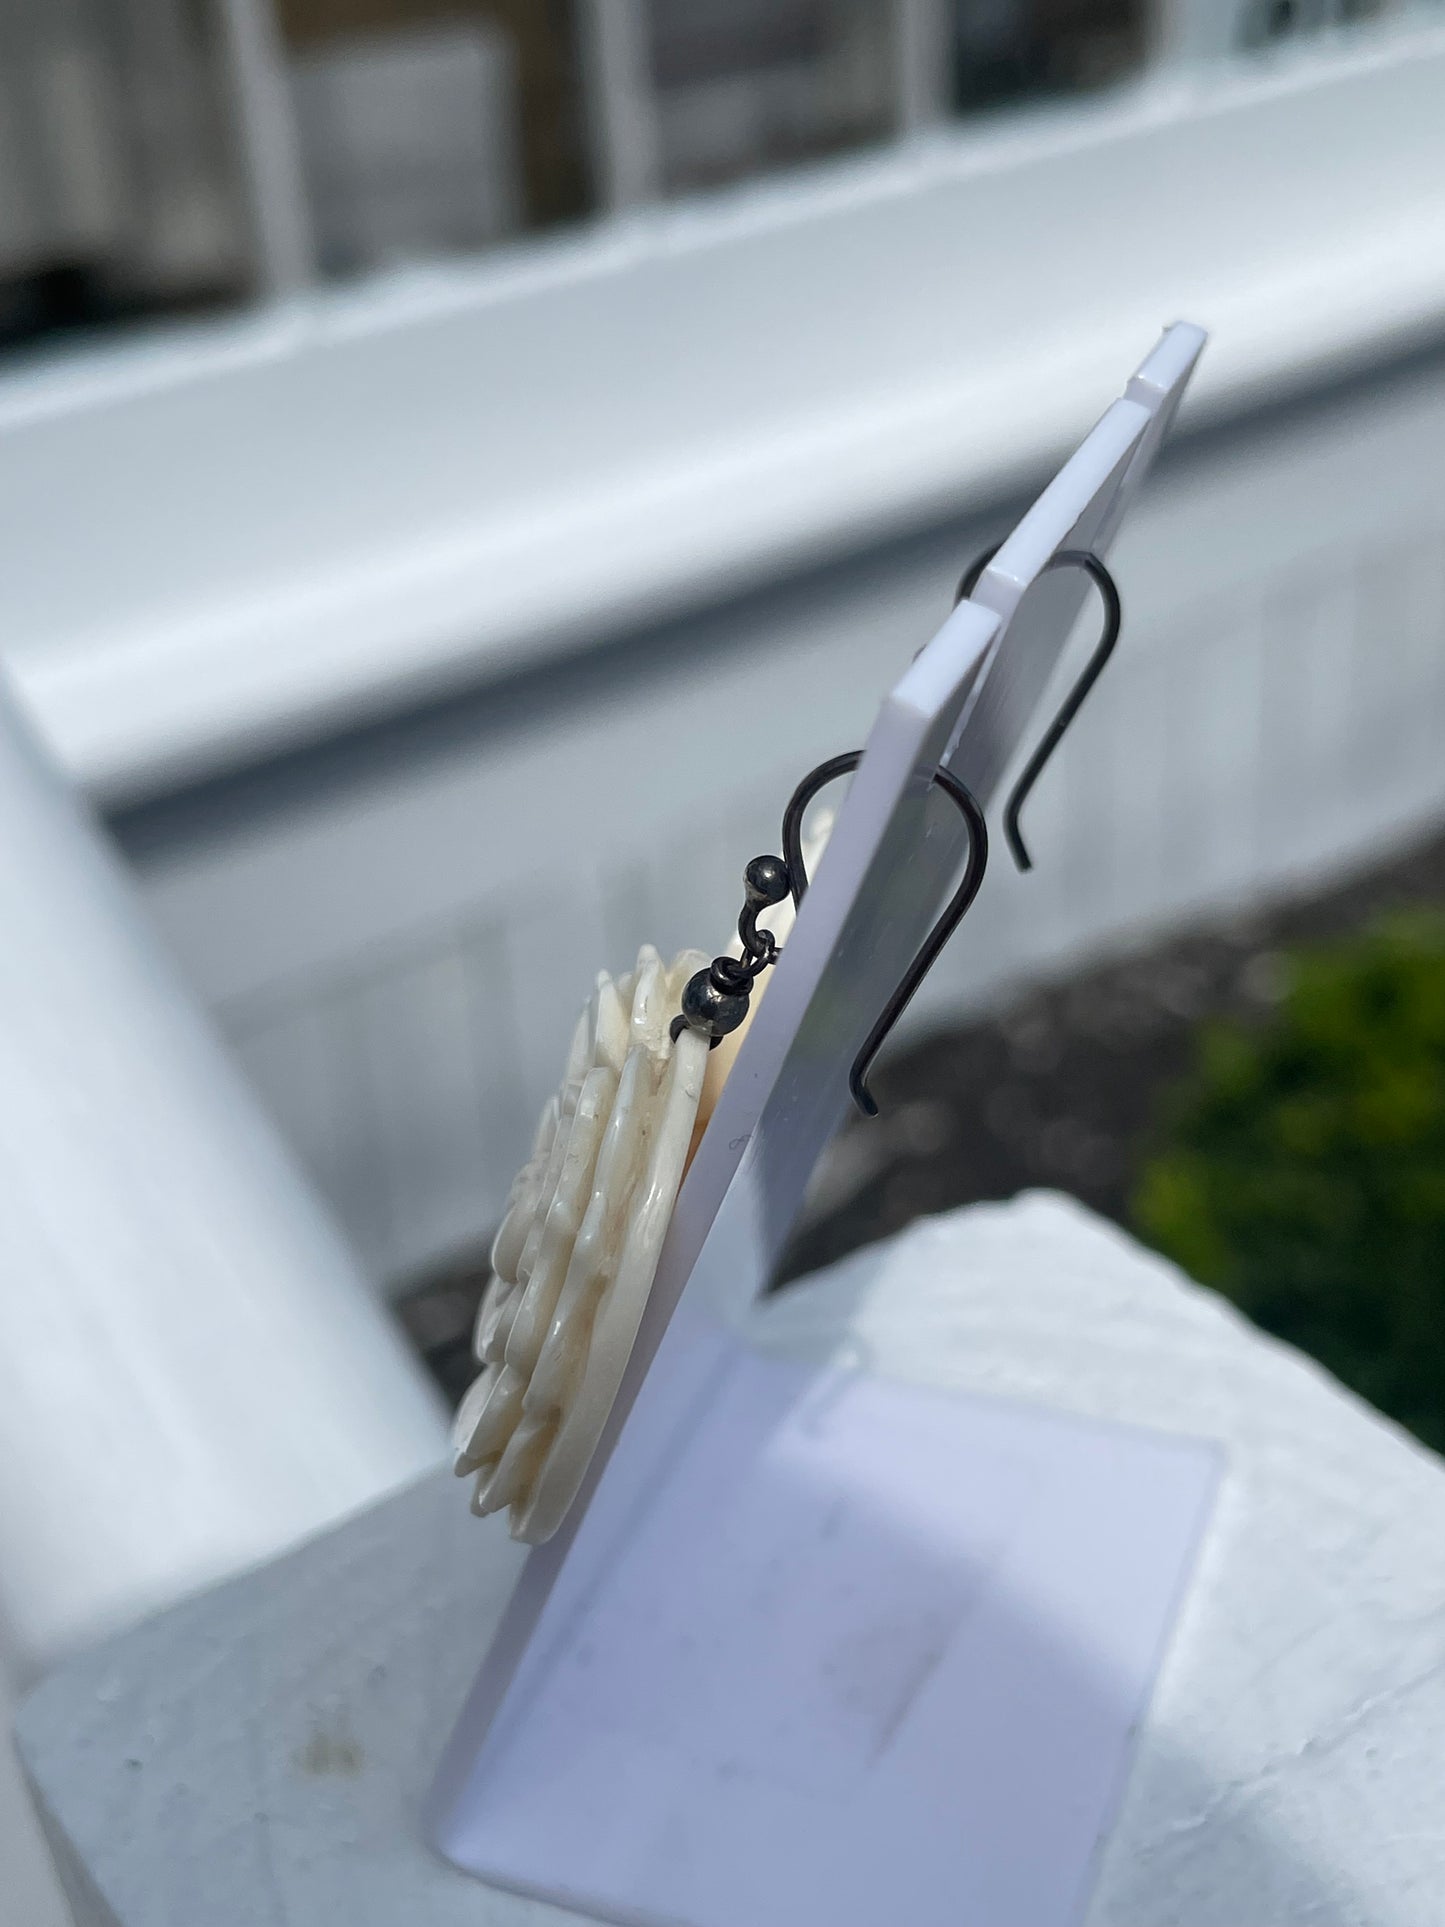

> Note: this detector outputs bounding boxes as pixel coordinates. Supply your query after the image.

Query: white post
[213,0,316,295]
[894,0,953,133]
[0,675,445,1687]
[1151,0,1237,69]
[577,0,661,211]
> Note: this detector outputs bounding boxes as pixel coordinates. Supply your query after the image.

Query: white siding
[122,348,1445,1289]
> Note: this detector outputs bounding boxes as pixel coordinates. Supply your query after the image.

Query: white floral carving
[452,945,709,1543]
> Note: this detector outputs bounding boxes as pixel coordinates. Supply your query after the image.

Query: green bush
[1134,916,1445,1453]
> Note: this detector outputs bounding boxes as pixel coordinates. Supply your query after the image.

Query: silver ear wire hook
[673,751,988,1120]
[955,543,1122,873]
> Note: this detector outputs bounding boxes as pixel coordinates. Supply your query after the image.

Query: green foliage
[1134,916,1445,1453]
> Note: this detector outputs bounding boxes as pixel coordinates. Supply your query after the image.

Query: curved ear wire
[954,541,1001,608]
[781,751,988,1119]
[1001,549,1120,872]
[954,542,1123,874]
[780,750,864,912]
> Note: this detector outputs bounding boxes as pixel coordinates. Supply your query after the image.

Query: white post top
[0,679,446,1685]
[17,1193,1445,1927]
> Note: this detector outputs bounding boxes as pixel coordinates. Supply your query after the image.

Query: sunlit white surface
[0,677,445,1679]
[18,1193,1445,1926]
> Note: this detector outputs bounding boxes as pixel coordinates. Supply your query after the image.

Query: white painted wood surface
[17,1192,1445,1925]
[1,1660,71,1927]
[117,342,1445,1293]
[0,673,447,1685]
[0,673,453,1919]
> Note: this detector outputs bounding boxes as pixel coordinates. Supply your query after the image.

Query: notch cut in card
[438,1329,1220,1927]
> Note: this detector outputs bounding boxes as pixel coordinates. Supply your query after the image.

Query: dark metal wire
[779,750,865,914]
[781,750,988,1118]
[672,535,1119,1108]
[954,542,1122,873]
[668,852,789,1047]
[998,550,1120,872]
[671,751,988,1118]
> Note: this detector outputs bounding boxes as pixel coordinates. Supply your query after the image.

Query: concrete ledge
[17,1194,1445,1925]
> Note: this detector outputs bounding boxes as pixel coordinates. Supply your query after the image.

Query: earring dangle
[451,741,988,1542]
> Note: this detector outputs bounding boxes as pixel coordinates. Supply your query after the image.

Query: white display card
[430,324,1213,1927]
[439,1320,1219,1927]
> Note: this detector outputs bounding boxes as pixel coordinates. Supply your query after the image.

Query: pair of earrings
[453,548,1120,1542]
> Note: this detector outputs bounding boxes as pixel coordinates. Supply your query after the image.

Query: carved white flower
[452,945,710,1544]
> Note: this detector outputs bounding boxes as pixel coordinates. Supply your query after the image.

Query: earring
[450,847,820,1544]
[453,750,985,1544]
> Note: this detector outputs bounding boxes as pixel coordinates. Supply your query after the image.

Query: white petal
[453,949,708,1545]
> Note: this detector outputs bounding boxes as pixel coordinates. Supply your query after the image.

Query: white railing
[109,335,1445,1290]
[0,681,447,1917]
[6,22,1445,800]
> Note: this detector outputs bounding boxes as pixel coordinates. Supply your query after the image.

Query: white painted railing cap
[16,1195,1445,1926]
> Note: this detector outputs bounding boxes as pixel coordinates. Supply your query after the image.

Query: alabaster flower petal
[455,947,710,1544]
[450,1368,498,1476]
[504,1064,614,1375]
[629,946,671,1059]
[472,1273,519,1366]
[489,1094,559,1282]
[516,1020,707,1543]
[562,1005,592,1090]
[592,972,630,1075]
[525,1048,651,1421]
[471,1407,552,1517]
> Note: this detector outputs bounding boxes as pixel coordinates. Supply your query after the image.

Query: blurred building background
[0,0,1162,336]
[6,0,1408,344]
